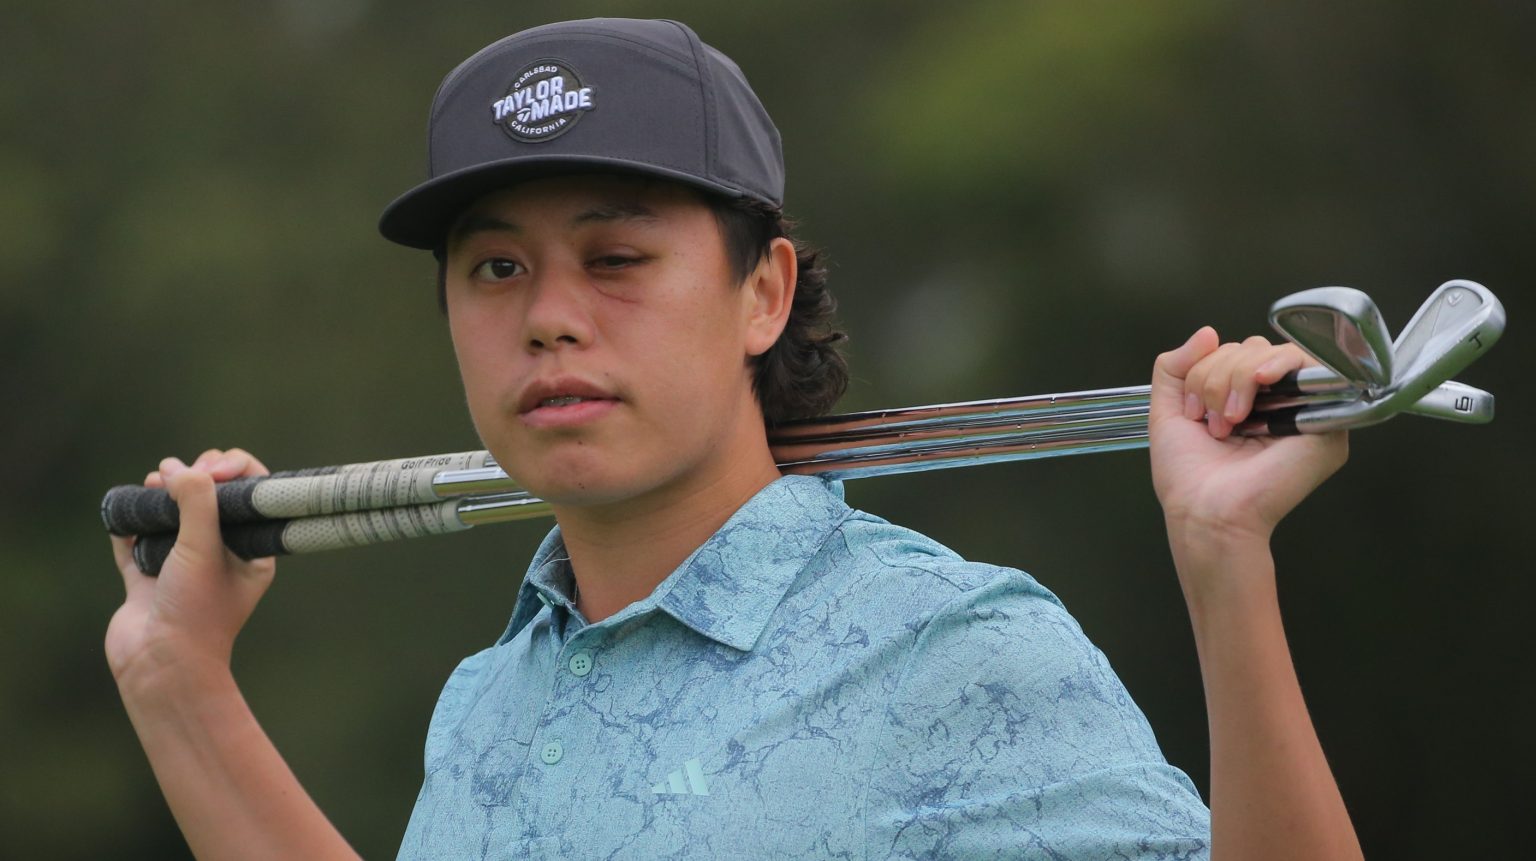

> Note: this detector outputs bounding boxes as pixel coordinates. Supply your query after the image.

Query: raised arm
[106,450,360,861]
[1148,328,1364,861]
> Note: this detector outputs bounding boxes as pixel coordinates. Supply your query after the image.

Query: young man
[107,18,1363,860]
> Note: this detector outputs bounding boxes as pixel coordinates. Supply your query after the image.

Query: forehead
[445,174,714,247]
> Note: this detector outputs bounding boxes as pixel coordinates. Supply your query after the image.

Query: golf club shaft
[100,370,1491,538]
[123,377,1494,575]
[128,422,1148,575]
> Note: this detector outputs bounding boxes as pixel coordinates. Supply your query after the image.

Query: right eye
[471,258,525,281]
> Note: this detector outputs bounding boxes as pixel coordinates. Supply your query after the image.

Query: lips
[517,377,620,416]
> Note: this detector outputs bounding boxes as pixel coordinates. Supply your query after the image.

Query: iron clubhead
[1391,279,1505,385]
[1269,286,1395,393]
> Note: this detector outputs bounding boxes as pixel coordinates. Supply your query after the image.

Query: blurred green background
[4,0,1531,857]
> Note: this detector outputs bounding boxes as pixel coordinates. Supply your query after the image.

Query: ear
[741,236,797,357]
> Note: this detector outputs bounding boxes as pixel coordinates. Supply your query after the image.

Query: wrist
[114,637,234,707]
[1163,498,1277,550]
[1165,515,1280,617]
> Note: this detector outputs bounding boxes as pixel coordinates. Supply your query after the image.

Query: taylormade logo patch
[491,61,595,142]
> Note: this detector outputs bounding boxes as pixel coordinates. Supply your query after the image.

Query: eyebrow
[447,214,518,251]
[570,202,661,226]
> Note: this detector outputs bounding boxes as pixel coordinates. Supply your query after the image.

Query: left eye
[591,254,642,269]
[473,258,524,280]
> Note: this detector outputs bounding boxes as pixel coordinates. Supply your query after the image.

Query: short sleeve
[863,569,1210,860]
[419,648,491,768]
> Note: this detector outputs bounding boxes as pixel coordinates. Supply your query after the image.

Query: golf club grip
[102,478,265,536]
[132,521,287,575]
[1265,369,1326,397]
[1237,406,1305,437]
[100,451,498,536]
[131,498,472,575]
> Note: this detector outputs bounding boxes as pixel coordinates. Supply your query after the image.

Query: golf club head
[1270,286,1396,392]
[1247,282,1504,435]
[1257,369,1493,424]
[1391,280,1504,385]
[1410,380,1495,424]
[1286,282,1502,432]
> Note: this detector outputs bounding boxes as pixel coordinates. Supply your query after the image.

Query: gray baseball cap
[379,18,785,249]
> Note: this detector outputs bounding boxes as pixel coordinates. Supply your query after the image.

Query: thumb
[160,458,227,572]
[1150,326,1219,424]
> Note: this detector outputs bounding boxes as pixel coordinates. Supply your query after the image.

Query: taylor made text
[491,70,594,125]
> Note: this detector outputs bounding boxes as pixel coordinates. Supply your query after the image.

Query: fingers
[190,447,270,482]
[1150,326,1220,424]
[153,448,267,576]
[160,457,227,569]
[110,533,155,601]
[1186,339,1310,438]
[1154,330,1315,439]
[144,446,266,489]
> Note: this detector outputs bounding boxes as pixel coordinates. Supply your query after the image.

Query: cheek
[448,313,509,418]
[647,289,748,384]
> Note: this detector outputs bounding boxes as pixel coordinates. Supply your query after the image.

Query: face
[442,175,788,511]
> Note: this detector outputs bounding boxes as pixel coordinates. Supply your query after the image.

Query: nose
[522,265,594,352]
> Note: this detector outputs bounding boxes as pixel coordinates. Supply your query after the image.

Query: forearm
[117,659,360,861]
[1170,526,1363,861]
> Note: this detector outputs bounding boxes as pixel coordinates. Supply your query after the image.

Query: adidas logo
[651,757,710,796]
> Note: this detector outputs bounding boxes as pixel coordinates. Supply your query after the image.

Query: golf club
[111,281,1504,574]
[1270,286,1396,392]
[102,374,1492,538]
[1285,280,1504,433]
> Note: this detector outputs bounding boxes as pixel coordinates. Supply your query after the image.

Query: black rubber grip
[100,478,266,536]
[131,521,291,576]
[1264,370,1305,397]
[101,485,178,536]
[1263,405,1304,436]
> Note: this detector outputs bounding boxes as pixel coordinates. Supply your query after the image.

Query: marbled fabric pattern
[398,476,1210,859]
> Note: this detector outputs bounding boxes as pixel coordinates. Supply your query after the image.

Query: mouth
[536,395,605,408]
[517,378,622,425]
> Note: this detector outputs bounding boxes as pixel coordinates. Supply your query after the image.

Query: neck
[550,424,782,624]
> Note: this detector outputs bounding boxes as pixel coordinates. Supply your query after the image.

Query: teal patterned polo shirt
[398,475,1210,859]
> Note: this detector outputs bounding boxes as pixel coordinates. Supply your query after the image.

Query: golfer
[107,18,1363,860]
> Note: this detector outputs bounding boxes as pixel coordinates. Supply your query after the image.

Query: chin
[500,453,659,509]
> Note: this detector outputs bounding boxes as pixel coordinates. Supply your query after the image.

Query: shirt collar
[500,475,851,652]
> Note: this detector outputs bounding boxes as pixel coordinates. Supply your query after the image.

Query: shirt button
[568,649,594,677]
[540,741,563,765]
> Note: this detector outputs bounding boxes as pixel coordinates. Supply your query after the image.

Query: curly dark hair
[706,196,848,424]
[433,193,848,424]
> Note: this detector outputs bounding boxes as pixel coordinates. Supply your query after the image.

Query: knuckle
[172,468,215,494]
[1278,343,1314,367]
[1182,366,1204,391]
[225,447,270,477]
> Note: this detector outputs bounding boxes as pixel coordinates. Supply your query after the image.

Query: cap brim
[378,155,754,250]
